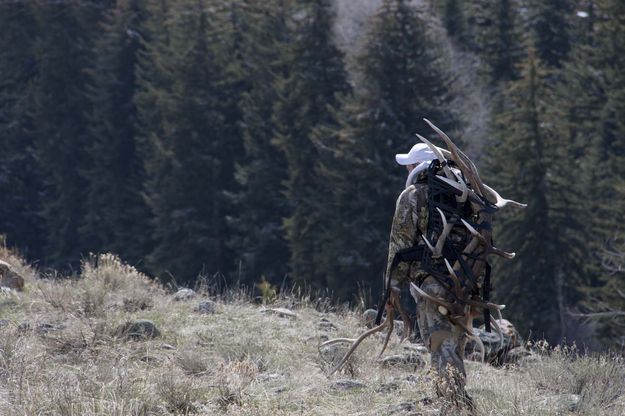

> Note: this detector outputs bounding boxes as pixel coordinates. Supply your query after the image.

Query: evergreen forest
[1,0,624,347]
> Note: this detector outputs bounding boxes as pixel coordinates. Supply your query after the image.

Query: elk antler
[460,219,516,259]
[320,290,411,375]
[482,183,527,209]
[424,119,488,198]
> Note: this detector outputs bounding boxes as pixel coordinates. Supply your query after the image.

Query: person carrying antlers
[321,119,526,413]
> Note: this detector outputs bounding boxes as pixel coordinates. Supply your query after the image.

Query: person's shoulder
[395,185,418,208]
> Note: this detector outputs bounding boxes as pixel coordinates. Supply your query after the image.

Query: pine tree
[467,0,523,84]
[441,0,468,45]
[30,1,103,267]
[81,0,151,264]
[0,2,45,259]
[227,0,293,285]
[314,0,459,298]
[143,1,237,283]
[488,44,588,340]
[575,0,625,344]
[527,0,573,68]
[271,0,351,288]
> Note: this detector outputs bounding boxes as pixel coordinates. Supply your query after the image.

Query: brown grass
[0,251,624,415]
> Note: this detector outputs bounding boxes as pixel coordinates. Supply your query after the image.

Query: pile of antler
[320,119,526,375]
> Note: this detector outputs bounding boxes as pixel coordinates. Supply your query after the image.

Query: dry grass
[1,252,624,415]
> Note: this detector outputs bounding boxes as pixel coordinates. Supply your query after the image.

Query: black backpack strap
[483,262,492,332]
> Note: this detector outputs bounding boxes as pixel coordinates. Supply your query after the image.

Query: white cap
[395,143,436,165]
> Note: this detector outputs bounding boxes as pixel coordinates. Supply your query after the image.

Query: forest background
[1,0,624,348]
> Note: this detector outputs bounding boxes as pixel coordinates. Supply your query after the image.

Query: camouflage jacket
[384,175,429,290]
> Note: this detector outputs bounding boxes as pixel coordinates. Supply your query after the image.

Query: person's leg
[420,277,474,412]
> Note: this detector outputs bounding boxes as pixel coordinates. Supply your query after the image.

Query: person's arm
[384,186,419,291]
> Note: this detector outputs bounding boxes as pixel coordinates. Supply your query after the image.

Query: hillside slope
[0,252,624,415]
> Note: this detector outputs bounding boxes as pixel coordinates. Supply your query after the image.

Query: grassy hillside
[0,250,624,415]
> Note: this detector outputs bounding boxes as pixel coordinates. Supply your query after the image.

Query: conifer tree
[314,0,459,297]
[527,0,573,68]
[30,1,101,266]
[142,1,237,283]
[488,45,588,340]
[227,1,293,285]
[0,2,45,258]
[575,1,625,343]
[81,0,151,264]
[441,0,468,45]
[467,0,523,84]
[271,0,351,288]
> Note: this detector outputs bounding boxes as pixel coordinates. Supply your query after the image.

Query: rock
[115,319,160,340]
[386,402,416,414]
[466,319,528,365]
[318,318,337,331]
[0,260,24,291]
[173,288,196,301]
[331,379,367,390]
[505,346,534,364]
[35,322,63,334]
[465,327,512,363]
[362,309,378,328]
[259,307,297,319]
[382,351,425,368]
[195,300,217,314]
[0,319,9,328]
[160,343,176,350]
[17,322,30,333]
[381,351,426,369]
[539,394,581,414]
[485,319,522,349]
[403,343,428,355]
[376,382,400,393]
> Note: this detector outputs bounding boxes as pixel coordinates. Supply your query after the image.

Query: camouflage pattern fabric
[384,180,429,290]
[418,276,473,409]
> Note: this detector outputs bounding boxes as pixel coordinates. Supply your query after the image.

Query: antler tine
[423,118,488,198]
[490,315,505,352]
[444,258,464,299]
[434,207,454,258]
[322,318,390,375]
[467,333,485,363]
[421,235,436,254]
[483,183,527,209]
[463,297,506,311]
[410,282,454,311]
[451,169,469,203]
[461,218,516,259]
[378,309,395,358]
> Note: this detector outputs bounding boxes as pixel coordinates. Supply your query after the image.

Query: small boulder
[362,309,378,328]
[466,319,525,365]
[259,307,297,319]
[386,402,416,414]
[381,351,426,369]
[376,381,400,393]
[195,299,217,314]
[173,288,196,301]
[115,319,160,340]
[0,260,24,291]
[318,318,337,331]
[331,379,367,390]
[539,394,581,413]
